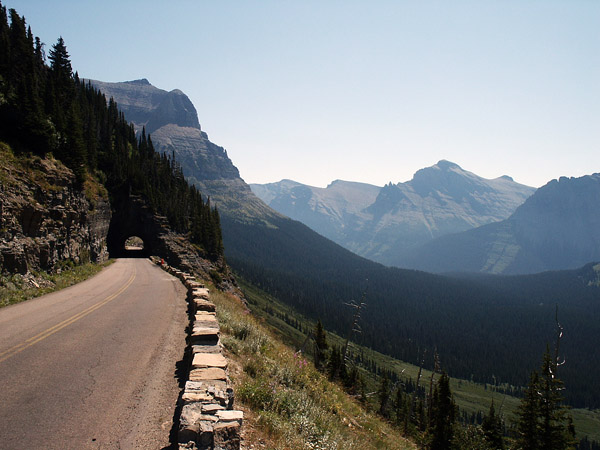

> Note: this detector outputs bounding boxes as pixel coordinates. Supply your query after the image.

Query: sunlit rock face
[90,79,280,223]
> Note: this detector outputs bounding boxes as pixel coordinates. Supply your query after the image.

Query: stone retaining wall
[153,258,243,450]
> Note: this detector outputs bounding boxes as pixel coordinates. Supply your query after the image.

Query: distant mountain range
[251,161,536,266]
[403,173,600,274]
[250,179,380,249]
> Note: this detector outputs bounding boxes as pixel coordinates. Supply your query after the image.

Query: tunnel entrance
[106,194,157,259]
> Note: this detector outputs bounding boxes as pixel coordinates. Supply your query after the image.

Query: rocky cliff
[89,79,280,224]
[89,79,239,182]
[0,140,235,293]
[0,143,111,275]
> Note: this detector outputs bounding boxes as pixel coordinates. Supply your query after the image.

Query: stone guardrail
[152,257,243,450]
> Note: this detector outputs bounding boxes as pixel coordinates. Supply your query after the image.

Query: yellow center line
[0,269,136,364]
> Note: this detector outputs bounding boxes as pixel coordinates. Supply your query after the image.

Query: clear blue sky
[7,0,600,188]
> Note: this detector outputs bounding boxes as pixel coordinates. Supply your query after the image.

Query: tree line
[311,318,581,449]
[0,3,223,259]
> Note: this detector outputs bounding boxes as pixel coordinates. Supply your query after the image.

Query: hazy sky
[7,0,600,188]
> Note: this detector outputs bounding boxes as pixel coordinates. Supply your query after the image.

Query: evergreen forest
[223,215,600,410]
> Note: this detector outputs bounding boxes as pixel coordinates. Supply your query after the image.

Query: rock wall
[0,156,111,274]
[153,260,243,450]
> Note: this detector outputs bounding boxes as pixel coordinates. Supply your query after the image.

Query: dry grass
[209,288,416,450]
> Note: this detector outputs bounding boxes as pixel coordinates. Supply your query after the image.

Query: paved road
[0,258,188,449]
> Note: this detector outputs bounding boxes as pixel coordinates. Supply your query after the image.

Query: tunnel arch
[108,227,154,258]
[106,195,158,259]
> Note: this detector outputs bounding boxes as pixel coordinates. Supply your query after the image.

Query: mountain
[402,173,600,274]
[88,79,275,222]
[251,161,535,266]
[94,79,600,408]
[250,179,380,246]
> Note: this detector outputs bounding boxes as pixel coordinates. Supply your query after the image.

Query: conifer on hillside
[482,400,505,450]
[313,319,328,371]
[516,349,577,450]
[429,371,456,450]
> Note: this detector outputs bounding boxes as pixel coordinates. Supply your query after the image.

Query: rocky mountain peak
[435,159,460,170]
[145,88,200,133]
[91,79,278,222]
[408,160,490,199]
[512,173,600,222]
[88,79,200,133]
[124,78,151,85]
[252,162,535,266]
[402,172,600,274]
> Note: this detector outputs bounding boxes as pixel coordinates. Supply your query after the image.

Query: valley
[239,276,600,442]
[91,75,600,446]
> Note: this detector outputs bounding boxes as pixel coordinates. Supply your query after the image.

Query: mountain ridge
[88,79,281,222]
[251,160,535,265]
[402,172,600,274]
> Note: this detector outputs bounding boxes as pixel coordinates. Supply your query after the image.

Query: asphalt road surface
[0,258,188,449]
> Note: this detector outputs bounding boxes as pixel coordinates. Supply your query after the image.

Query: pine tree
[48,36,72,82]
[327,346,341,380]
[481,400,505,450]
[377,371,391,418]
[47,36,74,129]
[64,101,86,183]
[516,349,577,450]
[429,371,456,450]
[394,386,405,427]
[313,319,328,371]
[0,3,9,80]
[538,350,577,450]
[517,372,542,450]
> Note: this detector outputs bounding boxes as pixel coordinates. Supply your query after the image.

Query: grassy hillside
[0,260,113,308]
[207,283,416,449]
[236,276,600,445]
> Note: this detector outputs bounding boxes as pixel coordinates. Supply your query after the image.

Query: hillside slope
[402,173,600,274]
[210,287,416,450]
[251,161,535,265]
